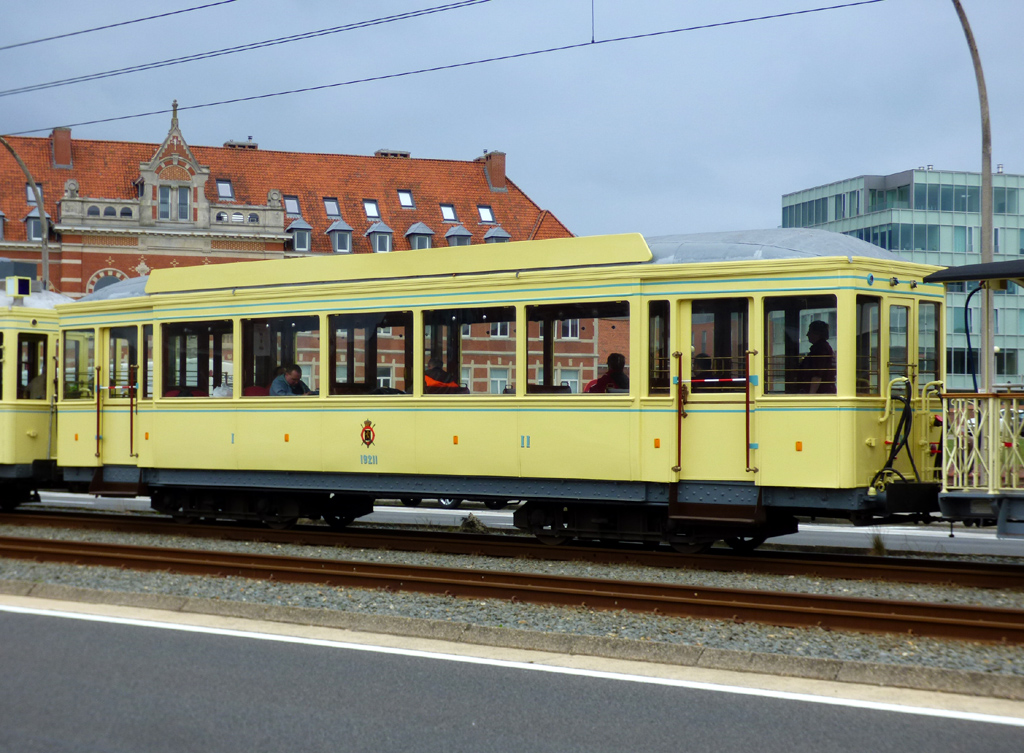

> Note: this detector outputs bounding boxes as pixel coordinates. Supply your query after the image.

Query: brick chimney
[481,150,506,192]
[51,127,72,168]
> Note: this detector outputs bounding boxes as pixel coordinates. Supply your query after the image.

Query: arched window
[87,206,100,216]
[216,212,228,222]
[247,213,259,223]
[120,207,133,218]
[103,206,116,217]
[232,212,244,223]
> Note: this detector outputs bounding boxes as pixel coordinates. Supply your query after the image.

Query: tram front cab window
[163,320,234,397]
[241,316,316,397]
[62,329,95,400]
[330,311,412,395]
[525,301,629,395]
[691,299,747,394]
[17,332,47,400]
[423,306,515,394]
[764,295,837,395]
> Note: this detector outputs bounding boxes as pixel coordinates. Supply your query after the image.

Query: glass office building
[782,168,1024,389]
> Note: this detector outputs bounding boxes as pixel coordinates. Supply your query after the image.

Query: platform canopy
[923,259,1024,286]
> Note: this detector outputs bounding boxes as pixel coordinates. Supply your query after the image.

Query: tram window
[329,311,411,395]
[163,320,233,397]
[856,296,880,395]
[62,329,95,399]
[0,334,3,399]
[918,302,940,388]
[526,301,629,394]
[648,301,670,395]
[17,333,47,400]
[691,299,747,394]
[889,305,910,384]
[142,325,153,398]
[423,306,515,394]
[107,326,137,399]
[241,316,316,396]
[763,295,837,394]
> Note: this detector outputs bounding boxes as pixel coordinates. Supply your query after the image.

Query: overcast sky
[2,0,1022,238]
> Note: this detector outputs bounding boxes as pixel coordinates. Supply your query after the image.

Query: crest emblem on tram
[360,420,376,447]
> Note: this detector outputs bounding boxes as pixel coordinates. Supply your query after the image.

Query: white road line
[2,604,1021,727]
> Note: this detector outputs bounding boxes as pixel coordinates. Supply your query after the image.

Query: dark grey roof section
[404,221,434,237]
[78,275,149,301]
[365,221,392,235]
[286,218,312,231]
[483,226,511,240]
[325,219,353,233]
[445,224,472,238]
[644,228,902,265]
[24,206,51,220]
[923,259,1024,285]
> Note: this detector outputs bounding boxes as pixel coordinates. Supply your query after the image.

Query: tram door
[885,298,938,479]
[92,325,150,490]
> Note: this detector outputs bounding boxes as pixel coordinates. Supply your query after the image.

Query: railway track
[1,534,1022,644]
[2,510,1023,590]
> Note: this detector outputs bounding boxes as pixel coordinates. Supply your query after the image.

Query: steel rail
[2,510,1023,590]
[1,535,1022,644]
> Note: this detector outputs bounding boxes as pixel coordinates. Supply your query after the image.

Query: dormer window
[363,199,380,219]
[324,198,340,217]
[440,204,458,222]
[477,205,495,223]
[287,218,312,253]
[398,190,414,208]
[326,219,353,253]
[216,180,234,200]
[159,185,191,221]
[365,221,392,253]
[25,207,48,241]
[484,226,511,244]
[283,195,301,215]
[405,222,434,250]
[445,225,472,246]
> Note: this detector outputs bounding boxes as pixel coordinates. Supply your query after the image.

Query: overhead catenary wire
[4,0,886,137]
[0,0,493,99]
[0,1,240,53]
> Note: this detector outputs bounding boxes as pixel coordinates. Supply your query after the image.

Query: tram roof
[923,259,1024,286]
[645,228,902,264]
[73,228,911,301]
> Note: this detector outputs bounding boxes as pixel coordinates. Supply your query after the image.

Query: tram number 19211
[360,454,378,465]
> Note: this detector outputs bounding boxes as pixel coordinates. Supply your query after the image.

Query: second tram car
[49,229,946,549]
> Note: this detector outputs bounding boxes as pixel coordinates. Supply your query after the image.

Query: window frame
[216,180,234,200]
[283,195,301,215]
[477,205,495,223]
[363,199,380,219]
[440,204,458,222]
[397,190,415,208]
[323,198,340,217]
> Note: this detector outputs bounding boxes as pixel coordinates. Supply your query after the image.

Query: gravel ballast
[2,523,1023,697]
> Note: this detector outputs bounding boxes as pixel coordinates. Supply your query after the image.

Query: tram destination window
[241,316,317,396]
[62,329,95,399]
[526,301,629,394]
[17,332,47,400]
[648,300,670,395]
[423,306,515,394]
[107,326,137,399]
[163,320,234,397]
[764,295,837,394]
[330,311,412,395]
[856,296,880,395]
[691,299,747,394]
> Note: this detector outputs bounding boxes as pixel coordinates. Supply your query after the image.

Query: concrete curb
[3,579,1022,701]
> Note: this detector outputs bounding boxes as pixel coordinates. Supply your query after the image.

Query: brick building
[0,104,572,298]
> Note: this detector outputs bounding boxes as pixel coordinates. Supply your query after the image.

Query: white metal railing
[943,392,1024,493]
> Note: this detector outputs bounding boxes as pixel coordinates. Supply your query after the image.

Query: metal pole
[951,0,993,393]
[0,135,50,291]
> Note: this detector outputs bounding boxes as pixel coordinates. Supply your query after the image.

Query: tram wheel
[669,540,712,554]
[533,531,570,546]
[171,514,200,525]
[438,498,462,509]
[483,500,508,510]
[262,515,297,530]
[400,499,421,508]
[724,535,767,553]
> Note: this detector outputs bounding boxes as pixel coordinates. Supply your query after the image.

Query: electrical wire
[0,0,492,99]
[0,1,239,53]
[4,0,886,136]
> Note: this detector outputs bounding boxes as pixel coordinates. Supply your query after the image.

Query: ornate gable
[138,101,211,227]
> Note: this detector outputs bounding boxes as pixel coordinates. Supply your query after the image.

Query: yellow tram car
[0,273,66,510]
[52,229,945,550]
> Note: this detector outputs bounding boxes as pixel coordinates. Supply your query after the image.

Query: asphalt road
[25,492,1024,557]
[1,607,1021,753]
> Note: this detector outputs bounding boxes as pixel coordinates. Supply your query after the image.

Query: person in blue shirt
[270,364,315,396]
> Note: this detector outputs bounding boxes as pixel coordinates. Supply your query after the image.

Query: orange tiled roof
[0,133,572,251]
